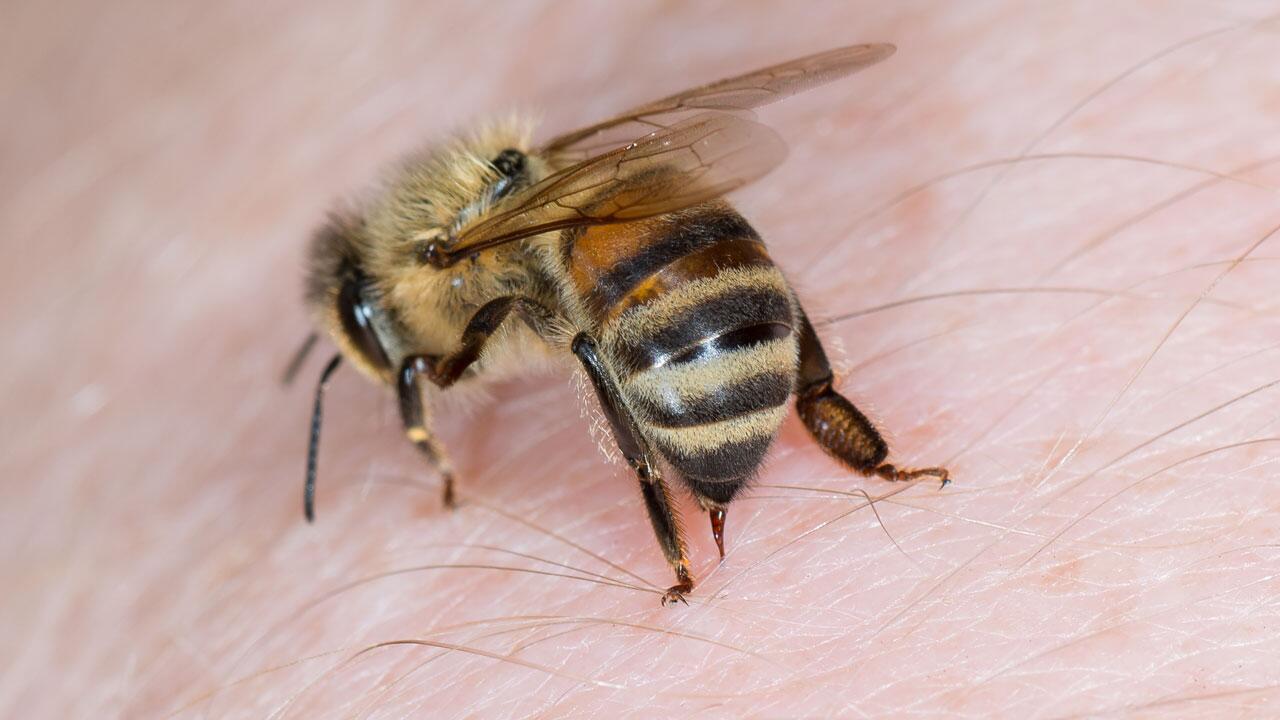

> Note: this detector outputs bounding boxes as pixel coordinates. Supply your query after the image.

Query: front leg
[398,356,458,507]
[794,308,950,487]
[422,296,557,388]
[572,333,693,606]
[406,296,556,505]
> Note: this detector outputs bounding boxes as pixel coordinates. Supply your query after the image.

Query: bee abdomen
[564,203,775,325]
[635,368,793,428]
[627,337,797,482]
[582,205,801,496]
[590,209,759,315]
[636,359,793,494]
[614,288,793,372]
[615,282,800,496]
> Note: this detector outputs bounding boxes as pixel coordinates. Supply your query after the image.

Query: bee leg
[572,333,693,606]
[421,296,557,388]
[398,356,458,508]
[639,476,693,606]
[794,309,950,488]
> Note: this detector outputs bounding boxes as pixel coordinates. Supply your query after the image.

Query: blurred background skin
[4,1,1280,717]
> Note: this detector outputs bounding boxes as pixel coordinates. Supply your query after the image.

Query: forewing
[543,43,895,159]
[423,113,786,268]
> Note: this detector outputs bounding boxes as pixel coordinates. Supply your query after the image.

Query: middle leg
[420,296,557,389]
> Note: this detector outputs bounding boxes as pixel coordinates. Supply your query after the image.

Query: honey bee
[289,44,949,605]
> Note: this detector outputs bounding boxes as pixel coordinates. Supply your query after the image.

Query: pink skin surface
[4,2,1280,717]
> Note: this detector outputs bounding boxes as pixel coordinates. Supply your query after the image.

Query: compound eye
[337,276,392,371]
[491,148,525,178]
[489,149,526,202]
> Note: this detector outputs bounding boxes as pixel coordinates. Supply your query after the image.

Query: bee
[288,44,949,605]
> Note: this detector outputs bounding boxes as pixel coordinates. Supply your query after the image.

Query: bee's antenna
[282,332,320,386]
[305,354,343,523]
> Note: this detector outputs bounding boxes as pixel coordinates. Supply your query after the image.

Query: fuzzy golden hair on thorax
[350,115,557,356]
[363,115,540,255]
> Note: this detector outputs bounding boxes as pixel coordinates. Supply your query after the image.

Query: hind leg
[793,308,949,487]
[572,333,693,606]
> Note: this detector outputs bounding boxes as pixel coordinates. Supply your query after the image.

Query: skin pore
[4,1,1280,717]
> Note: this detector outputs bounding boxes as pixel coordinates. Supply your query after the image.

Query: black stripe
[682,475,750,505]
[665,322,792,368]
[593,210,759,311]
[616,287,793,372]
[658,434,774,484]
[636,370,793,428]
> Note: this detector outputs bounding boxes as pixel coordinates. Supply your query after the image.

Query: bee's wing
[423,113,786,268]
[543,43,895,160]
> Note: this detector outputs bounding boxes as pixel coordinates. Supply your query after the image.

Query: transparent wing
[543,43,895,160]
[421,113,786,268]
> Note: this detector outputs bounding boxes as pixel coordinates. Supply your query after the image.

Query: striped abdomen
[564,203,799,504]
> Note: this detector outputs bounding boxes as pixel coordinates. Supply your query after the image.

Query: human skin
[4,1,1280,717]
